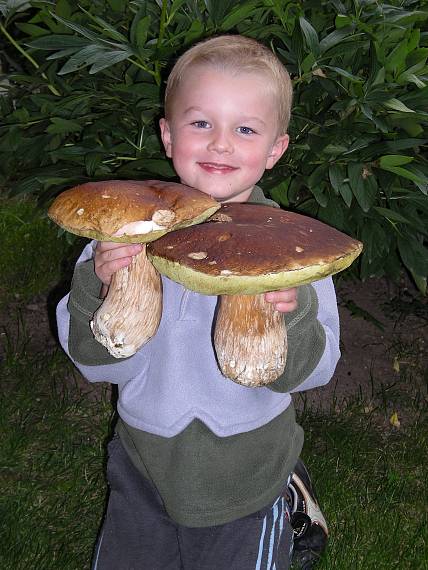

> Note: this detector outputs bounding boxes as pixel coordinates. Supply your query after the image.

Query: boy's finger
[99,244,143,262]
[265,289,297,303]
[273,300,298,313]
[105,256,135,272]
[96,256,134,286]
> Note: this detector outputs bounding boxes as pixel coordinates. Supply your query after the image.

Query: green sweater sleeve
[67,259,122,365]
[267,284,326,393]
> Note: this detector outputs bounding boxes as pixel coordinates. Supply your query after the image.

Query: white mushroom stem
[214,293,287,387]
[91,245,162,358]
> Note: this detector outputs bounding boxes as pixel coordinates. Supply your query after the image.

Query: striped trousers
[93,435,293,570]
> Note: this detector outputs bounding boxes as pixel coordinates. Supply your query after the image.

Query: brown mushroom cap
[147,203,363,294]
[48,180,220,243]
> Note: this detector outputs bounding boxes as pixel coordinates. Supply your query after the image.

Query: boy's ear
[265,134,289,170]
[159,118,172,158]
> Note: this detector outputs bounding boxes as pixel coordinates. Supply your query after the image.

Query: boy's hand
[265,288,298,313]
[94,242,143,295]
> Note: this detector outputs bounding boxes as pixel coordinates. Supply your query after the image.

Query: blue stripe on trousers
[256,496,285,570]
[92,528,104,570]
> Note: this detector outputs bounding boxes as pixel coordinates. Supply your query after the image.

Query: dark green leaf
[348,163,369,212]
[15,22,48,36]
[0,0,30,19]
[335,14,352,29]
[220,2,258,31]
[299,17,320,57]
[328,164,345,194]
[46,47,83,61]
[50,13,109,44]
[379,164,428,189]
[133,15,151,53]
[323,65,363,82]
[46,117,82,134]
[204,0,238,24]
[57,45,108,75]
[89,50,133,74]
[384,98,415,113]
[385,41,408,74]
[319,26,355,54]
[398,235,428,276]
[374,207,412,224]
[78,7,129,43]
[409,272,426,295]
[28,35,89,50]
[84,152,104,177]
[138,158,176,177]
[379,155,414,168]
[329,164,353,207]
[268,179,290,208]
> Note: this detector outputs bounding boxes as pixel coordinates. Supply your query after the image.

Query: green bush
[0,0,427,290]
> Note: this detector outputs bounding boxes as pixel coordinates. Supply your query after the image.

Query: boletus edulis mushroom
[147,203,363,387]
[48,180,219,357]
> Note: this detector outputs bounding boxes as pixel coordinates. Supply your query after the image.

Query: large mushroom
[147,203,363,387]
[48,180,219,357]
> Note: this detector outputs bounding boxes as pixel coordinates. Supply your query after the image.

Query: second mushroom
[148,203,363,387]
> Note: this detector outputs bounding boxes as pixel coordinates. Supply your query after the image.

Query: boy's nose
[207,130,233,154]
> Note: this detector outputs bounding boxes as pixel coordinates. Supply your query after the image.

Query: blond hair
[164,35,293,135]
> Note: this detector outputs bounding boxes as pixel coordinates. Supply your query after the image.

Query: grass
[0,327,113,569]
[0,197,426,569]
[0,198,83,306]
[300,407,427,569]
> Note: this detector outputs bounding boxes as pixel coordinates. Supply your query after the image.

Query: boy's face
[160,66,289,202]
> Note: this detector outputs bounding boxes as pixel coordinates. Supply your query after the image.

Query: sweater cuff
[267,284,326,393]
[67,259,121,365]
[68,258,103,317]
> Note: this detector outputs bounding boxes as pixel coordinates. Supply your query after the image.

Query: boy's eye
[237,126,256,135]
[191,120,210,129]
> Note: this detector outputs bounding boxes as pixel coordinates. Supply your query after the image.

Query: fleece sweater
[56,186,340,526]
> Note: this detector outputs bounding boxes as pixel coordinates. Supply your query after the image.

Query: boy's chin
[193,186,253,203]
[178,177,254,202]
[215,189,254,203]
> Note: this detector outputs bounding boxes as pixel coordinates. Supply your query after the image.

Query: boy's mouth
[198,162,238,174]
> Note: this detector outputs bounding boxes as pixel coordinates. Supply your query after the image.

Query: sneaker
[288,459,328,569]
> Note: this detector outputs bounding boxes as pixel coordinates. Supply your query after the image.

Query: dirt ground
[2,275,427,416]
[299,275,427,416]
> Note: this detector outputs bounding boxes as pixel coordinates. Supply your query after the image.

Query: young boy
[57,35,340,569]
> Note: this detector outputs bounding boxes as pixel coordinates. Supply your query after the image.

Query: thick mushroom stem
[91,245,162,358]
[214,293,287,387]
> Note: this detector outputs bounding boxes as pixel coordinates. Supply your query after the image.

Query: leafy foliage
[0,0,427,289]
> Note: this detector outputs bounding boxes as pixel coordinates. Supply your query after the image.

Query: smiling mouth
[198,162,238,173]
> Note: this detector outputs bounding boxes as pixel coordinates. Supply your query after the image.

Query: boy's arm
[267,277,340,393]
[56,242,147,383]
